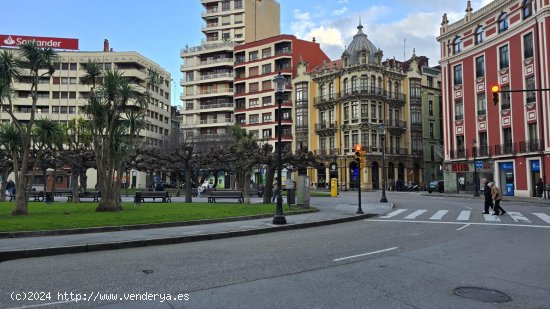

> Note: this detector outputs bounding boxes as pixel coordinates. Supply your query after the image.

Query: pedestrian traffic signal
[491,84,500,105]
[354,144,362,163]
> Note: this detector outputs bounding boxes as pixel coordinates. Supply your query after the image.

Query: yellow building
[292,24,424,190]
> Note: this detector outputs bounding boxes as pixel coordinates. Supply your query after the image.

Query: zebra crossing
[376,208,550,225]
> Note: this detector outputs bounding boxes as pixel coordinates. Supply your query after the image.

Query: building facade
[293,24,425,190]
[1,40,172,189]
[179,0,280,140]
[438,0,549,197]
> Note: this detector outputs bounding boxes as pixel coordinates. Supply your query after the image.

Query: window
[477,93,486,115]
[351,131,359,148]
[262,129,272,139]
[475,25,484,45]
[343,78,349,94]
[262,113,271,122]
[234,0,242,9]
[249,51,258,61]
[249,82,259,92]
[429,100,434,116]
[455,101,463,120]
[61,63,69,70]
[410,79,421,98]
[262,48,271,58]
[249,114,259,124]
[528,123,537,140]
[351,102,358,119]
[343,105,349,121]
[499,45,509,69]
[453,64,462,85]
[329,110,335,124]
[351,76,357,93]
[70,63,77,71]
[222,0,230,11]
[501,86,511,109]
[499,13,508,33]
[429,123,434,139]
[360,75,368,91]
[262,80,271,91]
[295,83,308,104]
[361,101,368,118]
[526,76,536,103]
[329,82,334,99]
[249,98,259,107]
[475,55,485,78]
[262,64,271,75]
[523,0,532,19]
[453,37,462,54]
[524,32,534,59]
[249,66,259,76]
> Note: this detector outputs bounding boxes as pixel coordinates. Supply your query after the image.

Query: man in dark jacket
[482,178,493,214]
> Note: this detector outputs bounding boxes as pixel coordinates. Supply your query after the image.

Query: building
[179,0,280,140]
[293,24,426,190]
[402,54,444,183]
[1,39,172,189]
[438,0,549,197]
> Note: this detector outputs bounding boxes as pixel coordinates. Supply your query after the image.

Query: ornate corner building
[292,24,438,190]
[438,0,549,197]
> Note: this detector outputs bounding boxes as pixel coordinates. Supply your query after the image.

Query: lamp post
[473,139,480,197]
[379,123,388,203]
[272,72,287,225]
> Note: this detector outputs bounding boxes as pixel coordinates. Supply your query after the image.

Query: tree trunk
[95,166,121,212]
[0,172,7,202]
[263,166,275,204]
[71,167,80,202]
[185,165,192,203]
[12,179,28,215]
[79,166,88,191]
[176,177,181,197]
[243,171,251,204]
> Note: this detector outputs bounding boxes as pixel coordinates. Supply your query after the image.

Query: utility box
[330,178,338,197]
[296,175,310,208]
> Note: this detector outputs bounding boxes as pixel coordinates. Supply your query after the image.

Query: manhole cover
[454,287,511,303]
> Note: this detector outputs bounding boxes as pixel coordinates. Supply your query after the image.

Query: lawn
[0,202,311,233]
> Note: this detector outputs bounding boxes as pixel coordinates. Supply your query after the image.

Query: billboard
[0,34,79,50]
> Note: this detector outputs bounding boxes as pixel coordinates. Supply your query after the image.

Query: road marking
[430,210,448,220]
[463,206,473,210]
[404,209,427,219]
[457,211,471,221]
[483,214,501,222]
[533,213,550,224]
[379,209,407,218]
[456,224,470,231]
[366,219,550,229]
[333,247,399,262]
[507,212,531,223]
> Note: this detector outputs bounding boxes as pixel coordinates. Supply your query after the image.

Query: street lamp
[473,139,480,197]
[272,72,287,225]
[379,123,388,203]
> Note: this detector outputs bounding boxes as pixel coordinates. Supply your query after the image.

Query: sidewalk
[0,194,393,262]
[420,192,550,205]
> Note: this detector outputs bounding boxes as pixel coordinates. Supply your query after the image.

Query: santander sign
[0,34,79,50]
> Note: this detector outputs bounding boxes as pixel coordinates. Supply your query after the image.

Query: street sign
[475,161,483,169]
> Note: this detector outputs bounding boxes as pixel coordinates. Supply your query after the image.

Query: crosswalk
[377,209,550,225]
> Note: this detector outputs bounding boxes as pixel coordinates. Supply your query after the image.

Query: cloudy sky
[2,0,494,105]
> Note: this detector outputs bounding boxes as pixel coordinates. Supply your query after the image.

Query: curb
[0,212,377,262]
[0,209,319,239]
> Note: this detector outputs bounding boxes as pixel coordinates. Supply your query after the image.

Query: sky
[1,0,494,106]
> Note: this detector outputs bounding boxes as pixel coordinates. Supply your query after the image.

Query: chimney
[103,39,110,52]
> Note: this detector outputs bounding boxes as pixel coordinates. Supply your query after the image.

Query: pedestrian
[490,182,506,215]
[482,178,493,214]
[272,178,279,203]
[536,178,544,198]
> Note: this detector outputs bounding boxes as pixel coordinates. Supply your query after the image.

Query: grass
[0,202,312,233]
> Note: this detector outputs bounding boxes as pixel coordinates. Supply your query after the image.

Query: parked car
[428,180,444,193]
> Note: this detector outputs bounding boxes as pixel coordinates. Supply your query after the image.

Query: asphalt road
[1,192,549,309]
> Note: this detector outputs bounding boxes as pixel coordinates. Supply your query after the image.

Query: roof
[344,24,378,65]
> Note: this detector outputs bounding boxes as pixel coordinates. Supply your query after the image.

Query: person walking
[490,182,506,215]
[536,178,544,198]
[271,178,279,203]
[482,178,493,214]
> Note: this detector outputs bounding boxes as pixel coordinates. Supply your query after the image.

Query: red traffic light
[354,144,362,152]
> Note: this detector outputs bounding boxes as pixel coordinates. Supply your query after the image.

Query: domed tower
[342,23,381,66]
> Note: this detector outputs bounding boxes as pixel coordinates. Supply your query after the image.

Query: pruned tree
[0,148,14,201]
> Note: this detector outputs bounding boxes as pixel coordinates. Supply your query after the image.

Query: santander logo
[3,36,15,45]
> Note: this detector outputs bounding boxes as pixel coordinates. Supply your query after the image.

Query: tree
[0,43,58,215]
[62,117,94,202]
[0,142,14,201]
[227,126,262,204]
[82,62,156,212]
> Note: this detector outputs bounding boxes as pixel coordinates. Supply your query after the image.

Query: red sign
[451,163,469,172]
[0,34,79,50]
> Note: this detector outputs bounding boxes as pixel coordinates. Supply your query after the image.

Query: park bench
[54,189,74,201]
[134,191,172,203]
[27,191,44,202]
[79,191,101,202]
[206,190,244,203]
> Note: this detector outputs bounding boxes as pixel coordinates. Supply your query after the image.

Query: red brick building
[438,0,549,197]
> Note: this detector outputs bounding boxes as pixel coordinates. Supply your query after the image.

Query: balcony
[449,148,466,159]
[386,119,407,129]
[180,41,238,56]
[386,148,409,155]
[494,143,515,156]
[200,72,234,81]
[201,7,219,16]
[477,145,490,157]
[295,125,308,133]
[519,139,544,153]
[199,102,233,110]
[275,48,292,56]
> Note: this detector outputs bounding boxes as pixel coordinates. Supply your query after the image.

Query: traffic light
[354,144,362,163]
[491,84,500,105]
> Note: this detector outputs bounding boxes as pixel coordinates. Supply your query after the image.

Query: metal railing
[386,119,407,128]
[494,143,515,155]
[315,121,338,131]
[519,139,544,153]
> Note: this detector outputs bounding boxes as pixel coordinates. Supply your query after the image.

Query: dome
[344,24,379,65]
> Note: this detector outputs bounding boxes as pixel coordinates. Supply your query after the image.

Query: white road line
[456,224,470,231]
[366,219,550,229]
[404,209,428,219]
[533,213,550,224]
[507,212,531,223]
[379,209,407,218]
[463,206,473,210]
[457,210,471,221]
[430,210,448,220]
[483,214,501,222]
[333,247,399,262]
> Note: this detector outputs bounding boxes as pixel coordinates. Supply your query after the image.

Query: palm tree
[0,42,58,215]
[31,119,64,193]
